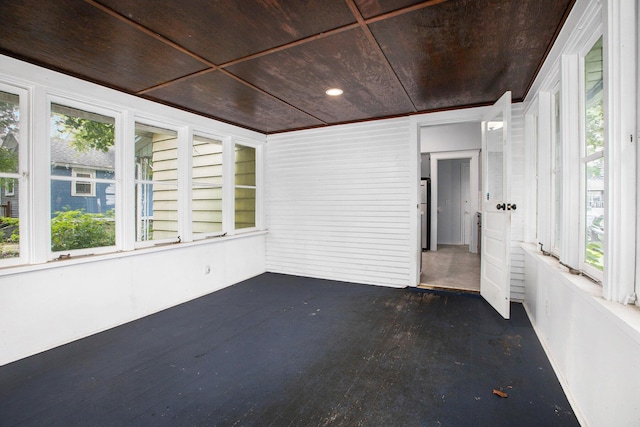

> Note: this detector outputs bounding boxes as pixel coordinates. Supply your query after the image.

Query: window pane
[486,118,504,201]
[585,156,604,271]
[0,91,20,259]
[193,136,223,235]
[235,188,256,229]
[0,91,19,174]
[235,144,255,186]
[585,37,603,156]
[0,180,19,259]
[135,123,178,241]
[50,104,116,251]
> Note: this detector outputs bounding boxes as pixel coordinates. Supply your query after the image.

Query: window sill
[521,242,640,346]
[0,230,268,278]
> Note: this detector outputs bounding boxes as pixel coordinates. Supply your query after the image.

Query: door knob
[496,203,506,210]
[507,203,517,211]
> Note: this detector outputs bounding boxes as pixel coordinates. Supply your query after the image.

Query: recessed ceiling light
[325,88,343,96]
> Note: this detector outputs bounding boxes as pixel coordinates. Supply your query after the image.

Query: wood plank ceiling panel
[368,0,574,111]
[353,0,432,18]
[0,0,575,134]
[225,28,415,124]
[144,71,324,134]
[0,0,209,93]
[95,0,357,65]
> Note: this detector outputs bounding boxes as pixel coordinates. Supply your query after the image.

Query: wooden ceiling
[0,0,574,134]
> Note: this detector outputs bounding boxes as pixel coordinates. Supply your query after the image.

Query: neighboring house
[50,137,115,216]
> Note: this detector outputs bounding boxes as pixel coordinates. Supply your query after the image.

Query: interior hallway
[420,244,480,293]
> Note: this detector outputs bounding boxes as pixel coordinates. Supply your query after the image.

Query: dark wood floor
[1,273,579,426]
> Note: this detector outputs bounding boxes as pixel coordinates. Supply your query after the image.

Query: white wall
[265,118,416,288]
[524,246,640,427]
[0,234,266,365]
[420,121,481,153]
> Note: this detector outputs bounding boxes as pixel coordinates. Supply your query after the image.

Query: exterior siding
[266,118,413,288]
[51,167,114,215]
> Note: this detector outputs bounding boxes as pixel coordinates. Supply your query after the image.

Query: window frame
[190,131,226,241]
[578,32,605,282]
[4,179,15,197]
[232,140,259,233]
[132,118,182,248]
[71,168,96,197]
[550,85,563,256]
[48,96,120,259]
[0,83,28,267]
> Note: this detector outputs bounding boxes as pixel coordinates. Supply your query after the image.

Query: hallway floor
[420,244,480,292]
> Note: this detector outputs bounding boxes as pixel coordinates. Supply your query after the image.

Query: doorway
[420,150,480,292]
[419,244,480,292]
[436,158,470,246]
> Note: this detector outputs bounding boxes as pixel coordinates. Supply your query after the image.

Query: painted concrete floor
[420,244,480,292]
[0,273,578,426]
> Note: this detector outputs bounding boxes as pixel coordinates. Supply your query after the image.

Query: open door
[481,91,513,319]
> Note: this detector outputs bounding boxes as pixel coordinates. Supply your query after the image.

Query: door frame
[430,150,479,252]
[411,107,489,286]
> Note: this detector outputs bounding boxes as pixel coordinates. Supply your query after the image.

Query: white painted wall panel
[266,119,413,287]
[524,246,640,427]
[0,234,266,365]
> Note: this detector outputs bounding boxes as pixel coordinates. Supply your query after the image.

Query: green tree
[0,146,18,174]
[0,100,19,137]
[56,115,115,153]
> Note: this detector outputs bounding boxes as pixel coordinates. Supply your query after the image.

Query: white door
[481,91,513,319]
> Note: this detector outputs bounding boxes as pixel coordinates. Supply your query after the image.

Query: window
[50,102,116,253]
[192,135,224,238]
[234,143,256,230]
[4,179,15,196]
[71,169,95,196]
[135,122,178,243]
[0,90,21,262]
[551,89,562,255]
[581,36,604,277]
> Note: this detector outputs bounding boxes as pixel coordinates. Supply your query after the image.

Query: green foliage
[51,209,115,252]
[0,217,19,259]
[586,102,603,148]
[0,147,18,174]
[585,241,604,271]
[57,115,115,153]
[0,217,19,241]
[0,100,19,137]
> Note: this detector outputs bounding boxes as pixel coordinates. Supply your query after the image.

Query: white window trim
[577,32,605,282]
[0,56,267,271]
[132,118,182,248]
[0,82,28,267]
[550,86,562,256]
[47,95,120,259]
[231,140,261,234]
[605,0,637,304]
[190,131,226,241]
